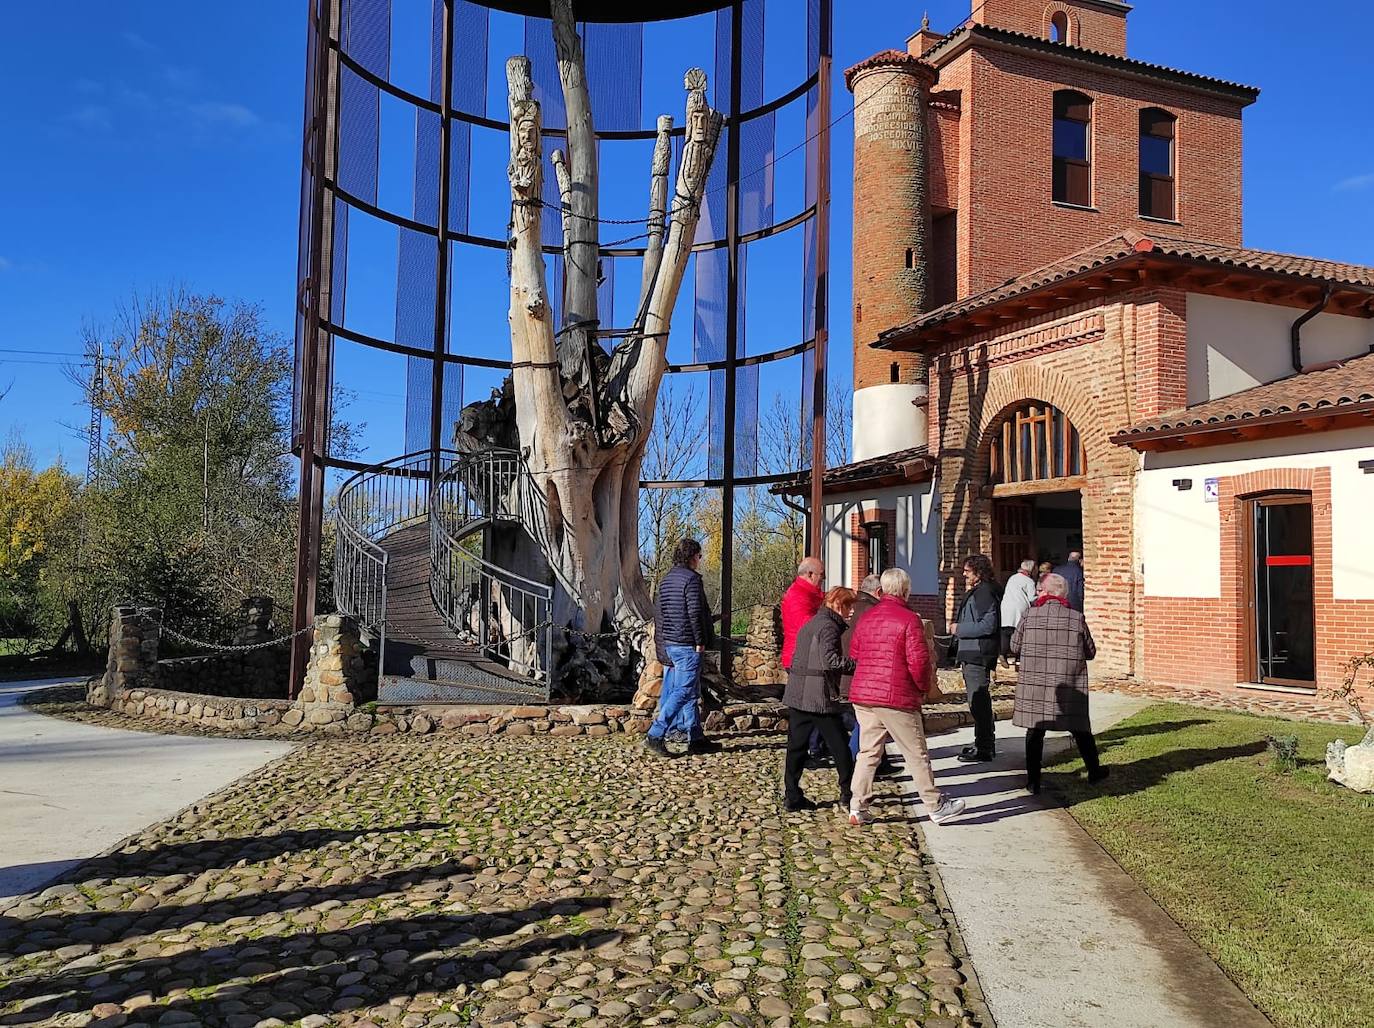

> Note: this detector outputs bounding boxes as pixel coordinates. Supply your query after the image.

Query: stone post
[231,596,274,645]
[91,605,161,708]
[289,613,366,728]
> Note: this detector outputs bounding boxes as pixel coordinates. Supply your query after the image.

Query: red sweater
[779,576,824,669]
[847,595,932,711]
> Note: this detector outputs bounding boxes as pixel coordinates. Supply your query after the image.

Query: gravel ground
[0,733,985,1028]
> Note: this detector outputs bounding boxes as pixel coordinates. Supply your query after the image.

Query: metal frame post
[718,0,743,670]
[430,0,455,493]
[289,0,338,697]
[808,0,832,561]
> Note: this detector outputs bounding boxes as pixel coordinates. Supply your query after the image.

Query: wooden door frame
[1242,491,1317,690]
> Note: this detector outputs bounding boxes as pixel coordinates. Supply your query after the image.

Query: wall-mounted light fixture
[1360,459,1374,475]
[1172,478,1193,491]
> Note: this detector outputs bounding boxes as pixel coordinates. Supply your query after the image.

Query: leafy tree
[76,289,304,640]
[0,441,79,640]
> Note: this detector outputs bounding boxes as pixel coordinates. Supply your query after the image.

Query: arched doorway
[986,401,1087,579]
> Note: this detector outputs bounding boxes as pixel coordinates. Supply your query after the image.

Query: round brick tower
[845,51,938,462]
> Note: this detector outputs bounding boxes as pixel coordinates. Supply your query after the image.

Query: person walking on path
[1011,572,1108,794]
[847,568,966,827]
[780,557,825,670]
[1053,549,1086,612]
[1000,559,1039,665]
[954,554,1001,763]
[782,587,860,812]
[840,575,891,769]
[646,539,722,757]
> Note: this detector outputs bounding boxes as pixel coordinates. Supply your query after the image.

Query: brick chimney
[845,50,938,462]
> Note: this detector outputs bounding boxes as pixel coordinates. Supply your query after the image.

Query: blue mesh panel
[524,17,566,130]
[339,68,380,203]
[429,0,443,101]
[585,23,642,132]
[440,361,463,447]
[597,255,614,334]
[405,355,430,451]
[694,248,728,477]
[448,123,472,233]
[802,82,819,341]
[547,251,565,330]
[735,363,759,474]
[413,108,440,226]
[808,0,822,68]
[738,0,774,235]
[799,346,813,471]
[344,0,391,78]
[539,136,563,250]
[396,228,436,349]
[330,197,350,324]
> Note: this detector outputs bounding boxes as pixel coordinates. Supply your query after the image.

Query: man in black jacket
[954,554,1001,763]
[647,538,721,757]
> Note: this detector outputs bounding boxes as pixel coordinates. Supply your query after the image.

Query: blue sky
[2,0,1371,472]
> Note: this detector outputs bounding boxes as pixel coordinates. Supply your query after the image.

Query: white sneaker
[848,807,873,826]
[928,797,966,825]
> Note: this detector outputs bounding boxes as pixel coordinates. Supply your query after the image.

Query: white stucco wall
[852,384,928,461]
[821,482,940,594]
[1185,293,1374,404]
[1137,426,1374,599]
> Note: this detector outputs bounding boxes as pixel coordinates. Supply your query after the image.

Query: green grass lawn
[1045,703,1374,1028]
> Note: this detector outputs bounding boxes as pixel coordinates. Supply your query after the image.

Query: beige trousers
[851,704,944,810]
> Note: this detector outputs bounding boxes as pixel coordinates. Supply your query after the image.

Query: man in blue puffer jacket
[647,538,722,757]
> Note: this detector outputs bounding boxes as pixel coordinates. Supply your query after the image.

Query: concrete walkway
[0,678,295,904]
[896,690,1271,1028]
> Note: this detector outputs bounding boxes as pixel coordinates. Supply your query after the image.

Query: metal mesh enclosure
[292,0,833,654]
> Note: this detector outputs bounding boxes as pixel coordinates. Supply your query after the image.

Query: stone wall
[157,650,290,698]
[731,605,786,687]
[89,606,161,708]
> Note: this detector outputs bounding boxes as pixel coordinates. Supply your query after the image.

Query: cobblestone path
[0,735,982,1028]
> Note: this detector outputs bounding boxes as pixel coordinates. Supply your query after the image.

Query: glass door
[1252,496,1315,687]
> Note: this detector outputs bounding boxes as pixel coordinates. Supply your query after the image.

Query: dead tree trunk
[490,0,721,691]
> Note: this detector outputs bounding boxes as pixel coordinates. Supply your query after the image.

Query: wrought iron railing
[430,449,553,682]
[333,446,553,691]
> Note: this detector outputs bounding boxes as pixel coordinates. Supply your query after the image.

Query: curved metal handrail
[429,449,553,682]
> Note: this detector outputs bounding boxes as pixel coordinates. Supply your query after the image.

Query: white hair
[798,556,824,576]
[859,574,882,596]
[1041,573,1069,598]
[879,567,910,599]
[1019,559,1037,574]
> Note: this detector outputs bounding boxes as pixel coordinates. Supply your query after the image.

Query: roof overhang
[771,452,936,497]
[877,252,1374,352]
[1111,400,1374,452]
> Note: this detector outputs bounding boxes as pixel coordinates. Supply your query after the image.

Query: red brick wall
[1144,465,1374,702]
[974,0,1128,54]
[1132,288,1189,417]
[937,46,1245,298]
[850,60,936,389]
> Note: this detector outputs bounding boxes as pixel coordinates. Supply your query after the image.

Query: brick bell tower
[845,51,938,462]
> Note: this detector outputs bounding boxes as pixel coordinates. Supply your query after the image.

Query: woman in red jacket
[847,567,966,827]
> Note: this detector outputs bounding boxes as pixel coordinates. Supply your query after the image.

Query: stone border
[69,677,1012,740]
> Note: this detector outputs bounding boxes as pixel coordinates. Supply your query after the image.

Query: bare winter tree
[638,380,705,590]
[457,0,722,687]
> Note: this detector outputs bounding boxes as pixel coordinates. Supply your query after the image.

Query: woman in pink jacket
[847,567,966,827]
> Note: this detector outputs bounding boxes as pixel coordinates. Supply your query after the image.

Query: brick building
[787,0,1374,701]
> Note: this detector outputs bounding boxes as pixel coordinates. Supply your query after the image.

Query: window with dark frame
[863,521,889,576]
[1052,90,1092,207]
[1139,108,1176,220]
[989,402,1086,485]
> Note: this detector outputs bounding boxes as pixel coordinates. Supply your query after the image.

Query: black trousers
[1024,726,1100,785]
[785,709,855,804]
[961,662,997,754]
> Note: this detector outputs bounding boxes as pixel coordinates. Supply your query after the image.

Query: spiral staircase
[333,448,555,704]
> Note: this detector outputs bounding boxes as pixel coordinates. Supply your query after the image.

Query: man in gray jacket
[1000,560,1039,666]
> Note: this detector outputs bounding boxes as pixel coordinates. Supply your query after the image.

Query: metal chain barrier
[157,622,315,654]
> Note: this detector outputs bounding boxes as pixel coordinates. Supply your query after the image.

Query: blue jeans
[648,645,704,742]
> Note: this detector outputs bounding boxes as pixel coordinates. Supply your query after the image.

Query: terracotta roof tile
[920,23,1259,99]
[770,445,933,494]
[1112,353,1374,446]
[843,50,937,90]
[879,233,1374,342]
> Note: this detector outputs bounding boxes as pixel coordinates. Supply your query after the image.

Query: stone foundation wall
[157,650,290,698]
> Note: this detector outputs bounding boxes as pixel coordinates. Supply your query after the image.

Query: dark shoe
[1087,767,1110,785]
[644,736,672,758]
[876,758,898,777]
[1026,778,1041,795]
[687,737,723,755]
[838,795,853,810]
[783,796,818,812]
[957,748,994,764]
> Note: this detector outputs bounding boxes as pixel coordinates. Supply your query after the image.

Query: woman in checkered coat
[1010,573,1109,794]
